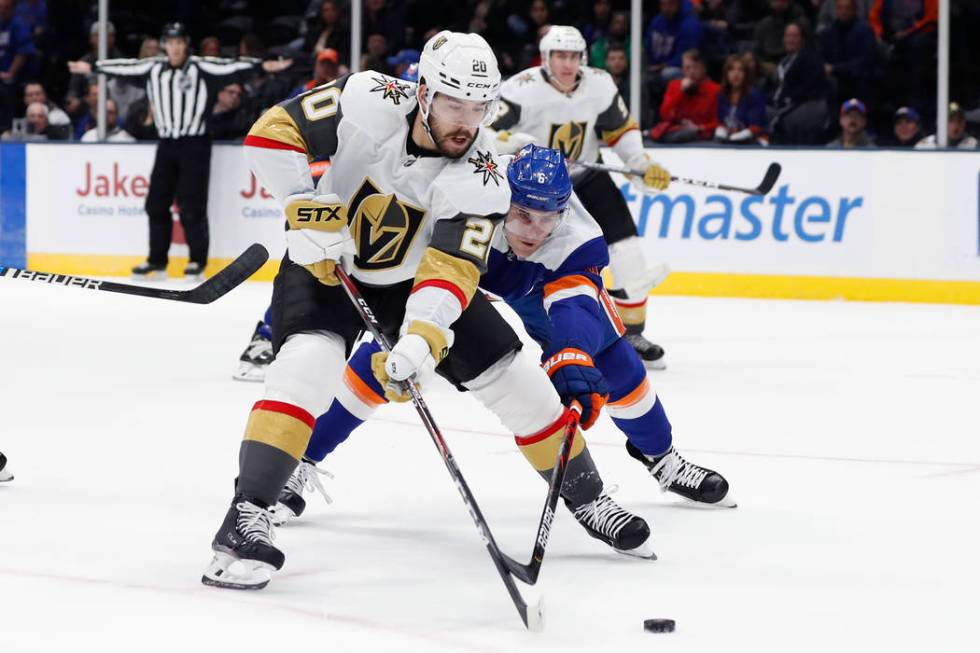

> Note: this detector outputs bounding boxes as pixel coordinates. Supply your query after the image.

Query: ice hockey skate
[0,452,13,482]
[131,261,168,281]
[183,262,205,282]
[202,498,284,590]
[271,459,333,526]
[232,322,274,382]
[626,442,736,508]
[568,491,656,559]
[624,331,667,370]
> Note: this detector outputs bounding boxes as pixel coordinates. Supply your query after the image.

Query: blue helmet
[506,144,572,213]
[400,62,419,83]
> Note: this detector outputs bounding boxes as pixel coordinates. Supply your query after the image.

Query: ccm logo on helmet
[467,82,493,88]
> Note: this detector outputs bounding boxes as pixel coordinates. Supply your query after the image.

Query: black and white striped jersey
[94,55,261,138]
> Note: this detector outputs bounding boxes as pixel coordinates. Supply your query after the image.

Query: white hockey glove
[371,320,452,402]
[625,152,671,194]
[284,192,354,286]
[494,130,537,155]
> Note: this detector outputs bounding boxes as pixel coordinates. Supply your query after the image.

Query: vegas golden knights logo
[548,121,588,161]
[348,178,426,270]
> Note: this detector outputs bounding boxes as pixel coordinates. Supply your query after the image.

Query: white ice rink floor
[1,279,979,652]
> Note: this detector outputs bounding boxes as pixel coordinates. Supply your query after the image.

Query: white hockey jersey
[491,66,639,178]
[244,71,510,288]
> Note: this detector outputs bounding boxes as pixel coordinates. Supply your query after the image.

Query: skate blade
[616,541,658,560]
[0,472,13,482]
[201,551,274,590]
[525,595,545,632]
[131,272,168,282]
[675,491,738,510]
[232,362,267,383]
[643,357,667,371]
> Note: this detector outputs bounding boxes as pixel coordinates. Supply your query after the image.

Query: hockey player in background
[489,26,671,369]
[275,145,734,536]
[203,31,652,591]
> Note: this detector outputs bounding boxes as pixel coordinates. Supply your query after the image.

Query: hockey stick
[335,267,546,632]
[572,160,782,196]
[0,244,269,304]
[501,408,579,585]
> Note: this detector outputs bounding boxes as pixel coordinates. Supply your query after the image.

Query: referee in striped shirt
[68,22,292,280]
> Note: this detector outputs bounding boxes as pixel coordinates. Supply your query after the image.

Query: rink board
[1,142,978,303]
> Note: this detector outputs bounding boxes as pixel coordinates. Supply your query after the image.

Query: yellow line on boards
[24,254,980,305]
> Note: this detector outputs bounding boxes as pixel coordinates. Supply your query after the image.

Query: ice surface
[1,279,978,652]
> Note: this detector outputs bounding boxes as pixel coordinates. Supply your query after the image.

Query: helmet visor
[429,92,495,128]
[503,203,565,256]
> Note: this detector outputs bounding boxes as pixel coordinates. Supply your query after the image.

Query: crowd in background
[1,0,978,148]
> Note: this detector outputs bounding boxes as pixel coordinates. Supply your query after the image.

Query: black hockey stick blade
[0,243,269,304]
[335,267,545,631]
[502,409,579,585]
[751,162,781,195]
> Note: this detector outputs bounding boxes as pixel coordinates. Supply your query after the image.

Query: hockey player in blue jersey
[275,145,734,533]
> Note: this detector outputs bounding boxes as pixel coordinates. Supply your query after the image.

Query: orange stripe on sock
[608,377,650,408]
[343,366,387,407]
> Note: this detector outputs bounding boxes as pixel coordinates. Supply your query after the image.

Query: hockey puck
[643,619,675,633]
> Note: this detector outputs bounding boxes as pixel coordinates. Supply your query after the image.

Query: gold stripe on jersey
[243,406,313,460]
[601,117,639,146]
[248,106,310,159]
[516,422,587,471]
[413,247,480,306]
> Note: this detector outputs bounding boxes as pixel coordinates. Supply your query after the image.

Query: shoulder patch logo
[432,35,448,50]
[468,150,503,186]
[516,72,536,86]
[369,75,411,105]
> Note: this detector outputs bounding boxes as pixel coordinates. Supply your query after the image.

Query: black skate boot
[567,492,656,559]
[0,451,12,482]
[624,331,666,370]
[184,261,205,282]
[626,442,736,508]
[233,322,274,382]
[201,497,284,590]
[131,260,167,281]
[271,458,333,526]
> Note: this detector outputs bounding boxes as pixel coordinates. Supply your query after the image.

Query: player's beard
[430,120,478,159]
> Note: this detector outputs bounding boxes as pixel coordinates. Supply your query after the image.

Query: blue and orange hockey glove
[542,348,609,429]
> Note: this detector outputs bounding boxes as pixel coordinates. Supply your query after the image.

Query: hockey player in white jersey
[201,31,652,590]
[276,145,735,539]
[490,26,670,369]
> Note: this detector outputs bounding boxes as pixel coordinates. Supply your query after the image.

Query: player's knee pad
[464,349,565,438]
[607,236,668,307]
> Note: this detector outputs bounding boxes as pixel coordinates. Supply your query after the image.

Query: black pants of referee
[144,136,212,267]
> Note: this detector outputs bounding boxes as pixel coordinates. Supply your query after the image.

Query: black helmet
[161,22,188,40]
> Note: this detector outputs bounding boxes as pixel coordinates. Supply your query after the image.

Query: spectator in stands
[827,97,874,147]
[363,0,405,53]
[646,0,702,84]
[23,82,69,132]
[819,0,876,106]
[80,98,133,142]
[66,21,123,116]
[606,43,653,128]
[200,36,221,57]
[769,22,828,144]
[2,102,67,140]
[386,48,420,79]
[362,33,392,75]
[884,106,923,147]
[289,47,339,97]
[303,0,348,63]
[916,102,978,149]
[714,53,767,144]
[0,0,35,131]
[753,0,810,76]
[139,36,160,59]
[14,0,46,42]
[871,0,937,119]
[817,0,872,32]
[581,0,612,44]
[71,81,98,140]
[869,0,936,42]
[208,83,249,140]
[699,0,736,64]
[589,11,629,71]
[651,49,719,143]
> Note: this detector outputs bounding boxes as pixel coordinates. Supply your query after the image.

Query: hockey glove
[625,153,670,193]
[494,130,537,155]
[542,348,609,430]
[284,192,354,286]
[370,320,450,402]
